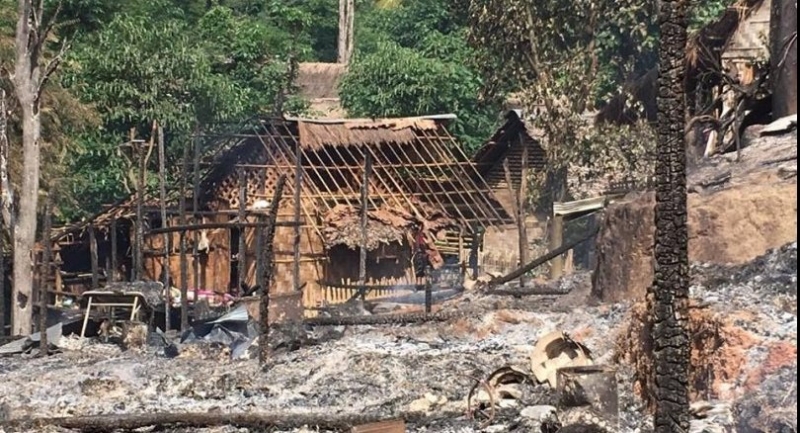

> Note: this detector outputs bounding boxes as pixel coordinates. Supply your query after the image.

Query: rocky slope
[593,128,797,302]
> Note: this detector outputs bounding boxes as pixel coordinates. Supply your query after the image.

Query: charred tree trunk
[651,1,691,432]
[770,0,797,118]
[259,175,287,366]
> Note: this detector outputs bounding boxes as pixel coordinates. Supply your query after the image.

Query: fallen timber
[0,409,470,432]
[484,225,600,289]
[303,308,477,326]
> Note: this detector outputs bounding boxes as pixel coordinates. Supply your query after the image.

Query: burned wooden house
[50,115,511,315]
[468,110,552,274]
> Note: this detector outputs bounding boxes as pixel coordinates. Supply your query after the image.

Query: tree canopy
[0,0,738,222]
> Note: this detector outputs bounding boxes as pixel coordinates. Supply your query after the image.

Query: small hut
[470,110,551,274]
[50,115,511,314]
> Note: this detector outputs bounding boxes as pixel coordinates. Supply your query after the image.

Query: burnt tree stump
[556,365,619,431]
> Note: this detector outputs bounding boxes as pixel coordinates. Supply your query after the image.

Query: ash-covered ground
[0,242,796,433]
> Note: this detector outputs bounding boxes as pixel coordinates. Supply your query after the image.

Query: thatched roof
[295,62,347,100]
[322,203,455,251]
[295,116,443,150]
[472,110,544,170]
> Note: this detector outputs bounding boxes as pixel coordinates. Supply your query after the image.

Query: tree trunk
[338,0,355,64]
[651,0,691,432]
[11,103,39,336]
[11,0,66,336]
[0,90,13,231]
[0,90,11,337]
[338,0,347,63]
[770,0,797,118]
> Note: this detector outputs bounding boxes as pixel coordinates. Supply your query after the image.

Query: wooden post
[469,227,482,279]
[38,192,54,356]
[192,134,201,297]
[517,133,529,287]
[237,168,247,294]
[110,218,117,282]
[358,154,371,301]
[458,227,465,267]
[556,365,619,431]
[424,266,432,314]
[549,213,564,279]
[89,225,99,290]
[157,123,171,331]
[179,138,191,332]
[134,136,146,281]
[256,168,266,290]
[502,156,526,286]
[292,139,302,292]
[260,175,287,366]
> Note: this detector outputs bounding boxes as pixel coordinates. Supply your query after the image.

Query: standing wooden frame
[179,139,191,332]
[89,225,99,290]
[237,168,248,293]
[293,139,302,292]
[157,123,171,331]
[358,154,371,300]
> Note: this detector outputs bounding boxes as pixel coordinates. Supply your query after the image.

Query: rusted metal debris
[462,331,619,432]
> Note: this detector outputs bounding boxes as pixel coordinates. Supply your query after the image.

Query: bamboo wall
[142,208,325,299]
[483,135,547,217]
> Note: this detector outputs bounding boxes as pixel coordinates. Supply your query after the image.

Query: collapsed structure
[47,115,512,316]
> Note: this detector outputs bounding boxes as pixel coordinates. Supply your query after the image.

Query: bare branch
[35,36,70,105]
[684,114,720,135]
[40,0,64,47]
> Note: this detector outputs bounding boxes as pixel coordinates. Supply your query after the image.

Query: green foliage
[56,1,305,219]
[6,0,743,223]
[690,0,736,32]
[340,0,503,151]
[465,0,661,204]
